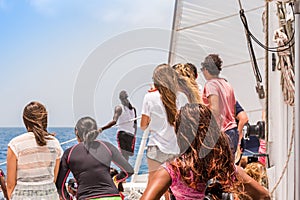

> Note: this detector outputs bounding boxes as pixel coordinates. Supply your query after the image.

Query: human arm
[55,149,72,200]
[6,147,17,199]
[106,142,134,182]
[101,106,122,131]
[133,107,137,135]
[0,169,8,200]
[53,158,60,183]
[236,111,248,143]
[140,114,150,131]
[208,94,219,119]
[236,166,270,200]
[140,167,172,200]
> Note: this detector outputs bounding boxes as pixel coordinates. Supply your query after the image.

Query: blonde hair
[173,63,202,104]
[245,162,269,188]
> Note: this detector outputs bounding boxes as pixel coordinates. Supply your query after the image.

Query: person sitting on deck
[66,178,78,200]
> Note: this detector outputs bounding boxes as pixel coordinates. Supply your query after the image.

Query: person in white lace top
[6,101,62,200]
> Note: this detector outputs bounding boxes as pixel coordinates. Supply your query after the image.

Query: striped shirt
[8,132,63,185]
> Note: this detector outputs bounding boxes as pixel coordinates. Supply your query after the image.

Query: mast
[294,1,300,199]
[168,0,180,65]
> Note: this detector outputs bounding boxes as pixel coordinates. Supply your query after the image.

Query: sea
[0,127,148,176]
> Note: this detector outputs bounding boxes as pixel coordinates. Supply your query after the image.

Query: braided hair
[172,63,202,103]
[75,116,101,149]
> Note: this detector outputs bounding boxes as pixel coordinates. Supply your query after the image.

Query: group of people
[4,101,134,200]
[139,56,270,200]
[1,54,270,200]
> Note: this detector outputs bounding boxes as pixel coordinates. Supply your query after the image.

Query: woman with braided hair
[141,103,270,200]
[172,63,202,104]
[6,101,63,200]
[56,116,133,200]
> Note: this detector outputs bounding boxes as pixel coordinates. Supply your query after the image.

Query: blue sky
[0,0,174,127]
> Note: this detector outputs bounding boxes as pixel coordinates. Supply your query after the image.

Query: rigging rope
[274,2,295,106]
[238,0,265,99]
[270,107,295,197]
[238,0,295,196]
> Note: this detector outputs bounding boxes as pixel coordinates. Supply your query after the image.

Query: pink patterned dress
[163,163,206,200]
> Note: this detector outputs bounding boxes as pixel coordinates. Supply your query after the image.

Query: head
[171,103,235,191]
[119,90,133,109]
[245,162,268,188]
[75,117,100,145]
[110,167,119,177]
[186,63,198,79]
[67,178,78,195]
[153,64,178,93]
[23,101,50,146]
[172,63,202,104]
[201,54,223,78]
[172,63,198,80]
[153,64,178,125]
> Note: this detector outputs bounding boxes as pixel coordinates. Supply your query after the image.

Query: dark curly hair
[201,54,223,75]
[171,103,245,198]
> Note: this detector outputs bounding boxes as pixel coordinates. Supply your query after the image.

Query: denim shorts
[225,127,239,154]
[146,145,176,163]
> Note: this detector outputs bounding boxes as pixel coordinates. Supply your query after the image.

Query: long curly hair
[23,101,52,146]
[153,64,178,125]
[172,63,202,104]
[171,103,241,196]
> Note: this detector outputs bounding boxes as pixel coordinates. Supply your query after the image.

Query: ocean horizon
[0,127,148,176]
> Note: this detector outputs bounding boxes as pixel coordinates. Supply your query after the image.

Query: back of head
[172,63,197,80]
[153,64,178,125]
[201,54,223,76]
[245,162,268,188]
[185,63,198,79]
[172,63,202,103]
[23,101,50,146]
[119,90,128,100]
[119,90,133,110]
[173,103,235,190]
[153,64,178,93]
[75,116,100,145]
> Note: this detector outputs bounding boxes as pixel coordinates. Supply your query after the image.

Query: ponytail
[75,116,100,150]
[84,129,101,149]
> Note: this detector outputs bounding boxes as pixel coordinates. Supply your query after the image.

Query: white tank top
[117,104,135,133]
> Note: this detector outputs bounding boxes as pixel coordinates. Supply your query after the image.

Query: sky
[0,0,175,127]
